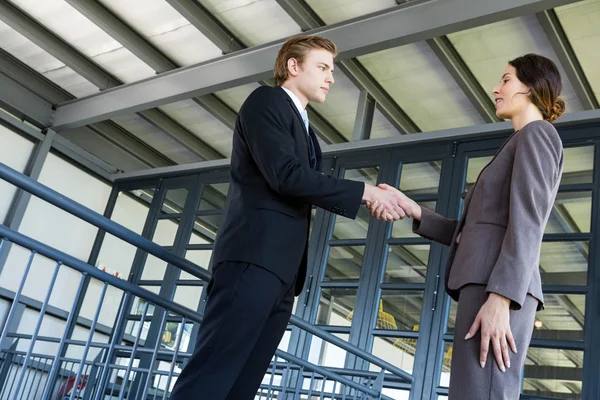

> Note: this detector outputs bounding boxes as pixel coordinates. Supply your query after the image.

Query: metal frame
[0,0,224,161]
[536,9,599,110]
[50,0,578,130]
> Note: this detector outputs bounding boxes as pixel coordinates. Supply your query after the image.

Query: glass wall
[107,123,600,400]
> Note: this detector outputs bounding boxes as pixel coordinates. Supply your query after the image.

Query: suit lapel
[278,87,315,168]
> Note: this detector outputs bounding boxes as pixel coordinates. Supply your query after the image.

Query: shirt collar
[280,86,306,115]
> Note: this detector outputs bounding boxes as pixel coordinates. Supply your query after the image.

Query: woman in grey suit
[372,53,565,399]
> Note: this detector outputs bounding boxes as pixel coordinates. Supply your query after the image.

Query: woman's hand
[465,293,517,372]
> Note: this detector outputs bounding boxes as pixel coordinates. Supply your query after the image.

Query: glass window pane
[152,218,180,246]
[465,155,493,191]
[533,294,585,342]
[189,214,221,244]
[198,183,229,211]
[316,288,357,327]
[331,205,371,240]
[161,188,188,214]
[370,336,417,375]
[141,255,167,281]
[439,342,453,387]
[376,292,423,331]
[343,166,379,185]
[391,201,436,238]
[447,298,458,334]
[540,241,588,285]
[545,191,592,234]
[561,145,594,185]
[173,285,203,312]
[307,333,349,368]
[182,250,212,280]
[161,322,194,353]
[323,246,364,282]
[399,161,443,196]
[523,348,583,399]
[383,244,430,284]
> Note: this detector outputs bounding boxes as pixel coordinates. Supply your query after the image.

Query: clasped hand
[364,183,417,222]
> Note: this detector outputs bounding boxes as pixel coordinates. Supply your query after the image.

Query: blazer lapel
[278,87,315,167]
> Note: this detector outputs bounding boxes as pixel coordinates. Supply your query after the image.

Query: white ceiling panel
[160,100,233,157]
[112,114,201,164]
[100,0,223,67]
[370,108,401,139]
[11,0,155,84]
[555,0,600,105]
[310,71,360,140]
[0,20,98,97]
[198,0,301,46]
[448,15,584,116]
[359,42,486,132]
[305,0,395,24]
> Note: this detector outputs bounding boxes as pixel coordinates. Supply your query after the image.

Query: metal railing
[0,162,411,399]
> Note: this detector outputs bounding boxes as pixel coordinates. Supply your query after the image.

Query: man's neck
[281,83,309,109]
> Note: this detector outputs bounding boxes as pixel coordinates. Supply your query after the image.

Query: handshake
[363,183,421,222]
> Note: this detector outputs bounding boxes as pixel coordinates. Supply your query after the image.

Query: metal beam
[0,0,223,160]
[167,0,346,142]
[426,36,501,123]
[108,107,600,182]
[536,10,599,110]
[0,47,175,170]
[51,0,579,130]
[276,0,420,134]
[0,72,54,127]
[165,0,245,53]
[64,0,178,72]
[338,60,420,134]
[352,90,375,141]
[66,0,236,133]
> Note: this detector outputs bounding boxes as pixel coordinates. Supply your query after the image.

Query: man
[170,35,412,399]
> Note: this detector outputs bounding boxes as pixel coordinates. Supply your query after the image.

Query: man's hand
[465,293,516,372]
[362,183,414,222]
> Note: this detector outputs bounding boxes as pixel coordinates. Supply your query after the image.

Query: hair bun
[548,97,566,122]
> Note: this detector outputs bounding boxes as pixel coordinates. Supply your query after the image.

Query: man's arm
[241,88,408,219]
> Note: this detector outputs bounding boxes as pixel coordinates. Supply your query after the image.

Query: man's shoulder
[246,85,286,104]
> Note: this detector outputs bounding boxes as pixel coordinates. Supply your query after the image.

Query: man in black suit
[170,35,412,399]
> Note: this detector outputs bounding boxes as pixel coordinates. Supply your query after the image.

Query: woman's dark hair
[509,53,565,122]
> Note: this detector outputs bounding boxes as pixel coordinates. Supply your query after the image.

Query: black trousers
[170,261,295,400]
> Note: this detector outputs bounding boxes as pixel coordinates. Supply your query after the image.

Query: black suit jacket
[212,86,364,295]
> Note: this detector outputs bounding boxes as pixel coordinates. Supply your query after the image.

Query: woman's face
[492,65,532,120]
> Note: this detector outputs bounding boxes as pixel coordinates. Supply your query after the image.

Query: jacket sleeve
[240,88,364,218]
[486,122,563,309]
[412,207,458,246]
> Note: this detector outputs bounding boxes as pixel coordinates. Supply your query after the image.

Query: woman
[374,53,565,399]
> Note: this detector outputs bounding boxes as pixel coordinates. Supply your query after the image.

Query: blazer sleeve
[486,122,563,309]
[240,88,364,218]
[412,207,458,246]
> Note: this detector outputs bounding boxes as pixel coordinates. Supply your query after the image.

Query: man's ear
[287,58,299,77]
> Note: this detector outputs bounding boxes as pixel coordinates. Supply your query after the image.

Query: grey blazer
[413,120,564,310]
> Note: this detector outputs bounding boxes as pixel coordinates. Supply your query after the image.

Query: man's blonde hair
[274,35,337,85]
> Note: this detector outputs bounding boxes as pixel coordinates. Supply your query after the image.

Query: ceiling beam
[165,0,245,53]
[0,44,172,169]
[51,0,579,131]
[426,36,501,123]
[168,0,347,143]
[0,0,223,160]
[276,0,420,134]
[536,9,599,110]
[66,0,238,132]
[0,71,54,127]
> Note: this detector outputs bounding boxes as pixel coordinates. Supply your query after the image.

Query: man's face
[293,48,335,104]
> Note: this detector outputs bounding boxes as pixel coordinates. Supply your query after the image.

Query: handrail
[0,162,412,382]
[0,225,388,398]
